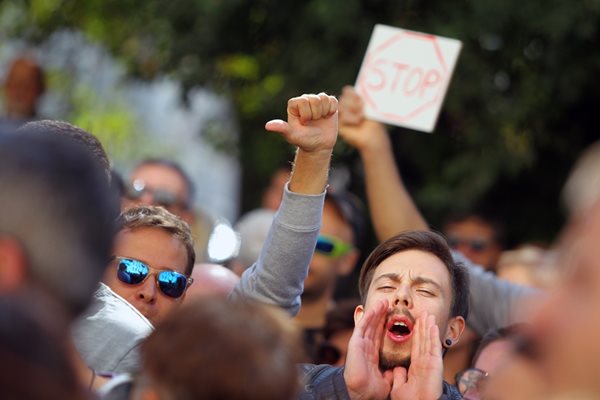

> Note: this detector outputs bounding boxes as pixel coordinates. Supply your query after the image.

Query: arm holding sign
[339,85,428,241]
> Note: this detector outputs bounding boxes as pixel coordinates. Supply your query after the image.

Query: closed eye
[416,289,435,296]
[378,285,396,291]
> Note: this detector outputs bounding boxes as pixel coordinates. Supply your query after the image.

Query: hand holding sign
[356,25,462,133]
[339,85,389,153]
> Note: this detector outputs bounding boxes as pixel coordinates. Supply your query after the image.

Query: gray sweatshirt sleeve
[454,251,540,335]
[230,184,324,316]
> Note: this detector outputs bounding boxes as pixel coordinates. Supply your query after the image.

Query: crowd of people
[2,54,600,400]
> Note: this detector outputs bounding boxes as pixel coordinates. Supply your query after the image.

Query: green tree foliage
[5,0,600,244]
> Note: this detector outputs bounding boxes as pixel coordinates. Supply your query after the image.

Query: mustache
[385,307,415,326]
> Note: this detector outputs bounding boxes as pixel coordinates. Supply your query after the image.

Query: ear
[336,249,360,277]
[443,316,466,346]
[353,304,365,326]
[0,237,27,291]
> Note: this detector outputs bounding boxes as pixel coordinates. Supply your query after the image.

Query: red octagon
[357,31,449,123]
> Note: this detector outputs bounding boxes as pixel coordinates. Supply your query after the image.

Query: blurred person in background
[129,298,302,400]
[315,298,359,367]
[443,212,504,272]
[19,119,112,181]
[0,293,91,400]
[436,210,507,381]
[0,128,123,390]
[229,208,275,276]
[0,131,116,320]
[184,263,240,300]
[1,56,45,131]
[124,158,196,225]
[455,324,526,400]
[484,141,600,399]
[496,245,548,288]
[123,158,212,261]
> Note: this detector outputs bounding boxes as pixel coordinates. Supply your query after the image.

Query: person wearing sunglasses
[124,158,196,226]
[443,213,504,273]
[122,158,218,269]
[103,205,196,325]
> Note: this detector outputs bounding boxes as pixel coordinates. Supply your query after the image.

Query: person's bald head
[183,264,240,301]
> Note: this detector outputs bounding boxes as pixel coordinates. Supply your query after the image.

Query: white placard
[355,24,462,133]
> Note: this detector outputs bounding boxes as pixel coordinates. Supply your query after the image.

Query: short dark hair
[117,206,196,276]
[358,231,470,319]
[0,133,118,317]
[134,158,196,208]
[18,120,111,180]
[141,298,302,400]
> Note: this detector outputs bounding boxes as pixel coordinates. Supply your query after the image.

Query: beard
[378,308,415,371]
[379,349,411,371]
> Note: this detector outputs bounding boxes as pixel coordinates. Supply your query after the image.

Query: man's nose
[393,286,412,308]
[137,277,157,304]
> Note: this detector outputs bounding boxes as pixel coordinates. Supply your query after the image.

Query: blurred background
[1,0,599,257]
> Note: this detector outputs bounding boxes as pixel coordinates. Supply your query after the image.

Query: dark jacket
[298,364,462,400]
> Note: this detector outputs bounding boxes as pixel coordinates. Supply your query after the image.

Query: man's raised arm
[230,93,338,315]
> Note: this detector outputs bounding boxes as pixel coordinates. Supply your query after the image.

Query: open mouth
[386,316,413,343]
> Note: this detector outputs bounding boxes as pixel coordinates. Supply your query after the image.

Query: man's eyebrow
[411,276,443,291]
[374,273,402,283]
[373,273,444,292]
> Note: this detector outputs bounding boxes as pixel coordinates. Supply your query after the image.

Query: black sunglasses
[115,257,193,299]
[447,236,490,253]
[125,180,188,209]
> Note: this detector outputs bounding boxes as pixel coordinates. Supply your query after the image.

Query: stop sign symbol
[356,25,462,132]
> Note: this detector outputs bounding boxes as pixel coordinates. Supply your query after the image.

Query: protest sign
[356,24,462,133]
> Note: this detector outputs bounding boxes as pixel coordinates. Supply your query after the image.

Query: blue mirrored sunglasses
[115,257,193,299]
[315,235,353,258]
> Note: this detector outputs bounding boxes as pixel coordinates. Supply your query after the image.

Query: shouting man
[301,230,469,400]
